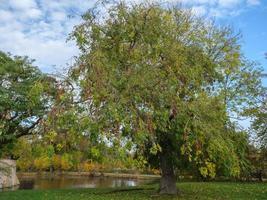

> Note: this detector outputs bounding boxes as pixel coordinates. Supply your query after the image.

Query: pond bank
[17,172,160,180]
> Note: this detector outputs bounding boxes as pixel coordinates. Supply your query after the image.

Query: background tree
[247,85,267,181]
[0,51,56,151]
[70,2,261,194]
[9,75,137,172]
[251,94,267,148]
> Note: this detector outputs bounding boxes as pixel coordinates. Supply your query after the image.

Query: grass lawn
[0,182,266,200]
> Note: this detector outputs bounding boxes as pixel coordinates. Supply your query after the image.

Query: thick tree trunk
[159,157,177,194]
[159,143,177,195]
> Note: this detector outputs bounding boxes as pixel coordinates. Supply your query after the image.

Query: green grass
[0,182,266,200]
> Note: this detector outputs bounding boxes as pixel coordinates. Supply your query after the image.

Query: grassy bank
[1,182,267,200]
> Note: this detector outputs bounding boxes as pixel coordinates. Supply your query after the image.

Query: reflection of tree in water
[19,179,34,189]
[112,178,136,188]
[18,176,147,190]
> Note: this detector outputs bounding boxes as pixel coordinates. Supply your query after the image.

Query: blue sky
[0,0,266,86]
[215,2,267,86]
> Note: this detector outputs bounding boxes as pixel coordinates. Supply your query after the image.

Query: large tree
[70,2,261,194]
[0,51,56,150]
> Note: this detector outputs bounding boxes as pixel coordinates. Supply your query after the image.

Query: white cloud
[191,5,207,16]
[0,10,14,21]
[218,0,242,8]
[0,0,96,72]
[50,11,67,21]
[247,0,260,6]
[8,0,38,10]
[0,0,262,72]
[24,8,42,19]
[4,0,42,20]
[178,0,216,5]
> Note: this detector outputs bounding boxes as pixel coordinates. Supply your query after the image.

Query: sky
[0,0,266,86]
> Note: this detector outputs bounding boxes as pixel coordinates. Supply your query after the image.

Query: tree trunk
[49,165,53,174]
[159,146,177,195]
[258,170,263,182]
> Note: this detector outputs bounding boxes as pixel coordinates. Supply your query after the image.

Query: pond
[2,175,156,191]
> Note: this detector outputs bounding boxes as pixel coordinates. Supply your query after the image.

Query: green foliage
[247,145,267,181]
[10,134,137,172]
[0,51,56,149]
[250,94,267,148]
[70,2,260,179]
[245,92,267,179]
[13,137,34,171]
[61,153,73,171]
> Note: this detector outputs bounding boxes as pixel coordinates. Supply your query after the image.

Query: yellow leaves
[196,150,202,156]
[180,144,192,158]
[162,13,172,24]
[60,154,73,171]
[206,161,216,178]
[150,168,160,175]
[149,143,162,155]
[181,145,186,155]
[189,155,192,162]
[51,154,74,171]
[56,144,63,152]
[229,159,241,177]
[34,156,50,171]
[52,155,61,170]
[135,156,148,169]
[45,130,57,143]
[199,166,208,177]
[77,161,104,172]
[194,150,202,162]
[17,158,33,171]
[199,160,216,178]
[230,166,240,177]
[78,162,96,172]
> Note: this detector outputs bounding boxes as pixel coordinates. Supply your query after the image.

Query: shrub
[34,156,50,171]
[17,158,33,171]
[78,162,95,172]
[52,155,61,170]
[71,151,83,170]
[61,153,73,171]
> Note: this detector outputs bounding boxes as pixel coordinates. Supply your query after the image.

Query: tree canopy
[70,2,262,194]
[0,51,56,149]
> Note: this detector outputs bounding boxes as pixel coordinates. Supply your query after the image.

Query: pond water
[2,175,156,191]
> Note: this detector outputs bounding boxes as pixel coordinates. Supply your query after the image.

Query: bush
[33,156,50,171]
[52,155,61,170]
[61,153,73,171]
[17,158,33,171]
[78,161,95,172]
[71,151,83,170]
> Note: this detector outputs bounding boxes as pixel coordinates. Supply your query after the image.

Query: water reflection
[15,175,153,190]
